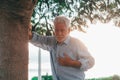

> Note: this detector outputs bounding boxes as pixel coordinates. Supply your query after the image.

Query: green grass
[32,74,120,80]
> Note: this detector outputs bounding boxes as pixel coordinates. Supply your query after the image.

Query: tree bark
[0,0,37,80]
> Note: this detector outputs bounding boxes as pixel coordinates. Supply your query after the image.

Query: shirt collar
[64,35,70,45]
[56,35,70,45]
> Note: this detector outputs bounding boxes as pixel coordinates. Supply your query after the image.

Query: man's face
[54,23,70,43]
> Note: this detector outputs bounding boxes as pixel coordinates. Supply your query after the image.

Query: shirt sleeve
[29,32,54,51]
[77,40,95,71]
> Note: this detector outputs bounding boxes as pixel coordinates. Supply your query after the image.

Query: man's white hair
[54,15,71,28]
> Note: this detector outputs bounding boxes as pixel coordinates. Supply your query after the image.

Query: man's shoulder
[70,36,86,47]
[70,36,81,43]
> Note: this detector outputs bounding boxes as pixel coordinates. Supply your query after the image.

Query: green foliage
[32,74,120,80]
[32,73,53,80]
[32,76,38,80]
[42,75,53,80]
[31,0,120,35]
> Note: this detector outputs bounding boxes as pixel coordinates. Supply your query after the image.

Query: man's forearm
[69,60,82,68]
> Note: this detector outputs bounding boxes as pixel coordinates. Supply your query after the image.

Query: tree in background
[31,0,120,35]
[0,0,37,80]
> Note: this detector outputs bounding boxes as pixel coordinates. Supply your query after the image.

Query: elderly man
[29,15,95,80]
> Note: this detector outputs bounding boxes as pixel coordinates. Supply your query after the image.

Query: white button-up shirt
[30,32,95,80]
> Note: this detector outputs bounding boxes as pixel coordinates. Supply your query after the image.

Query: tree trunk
[0,0,37,80]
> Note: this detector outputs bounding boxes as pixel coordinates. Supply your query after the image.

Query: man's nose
[57,31,62,35]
